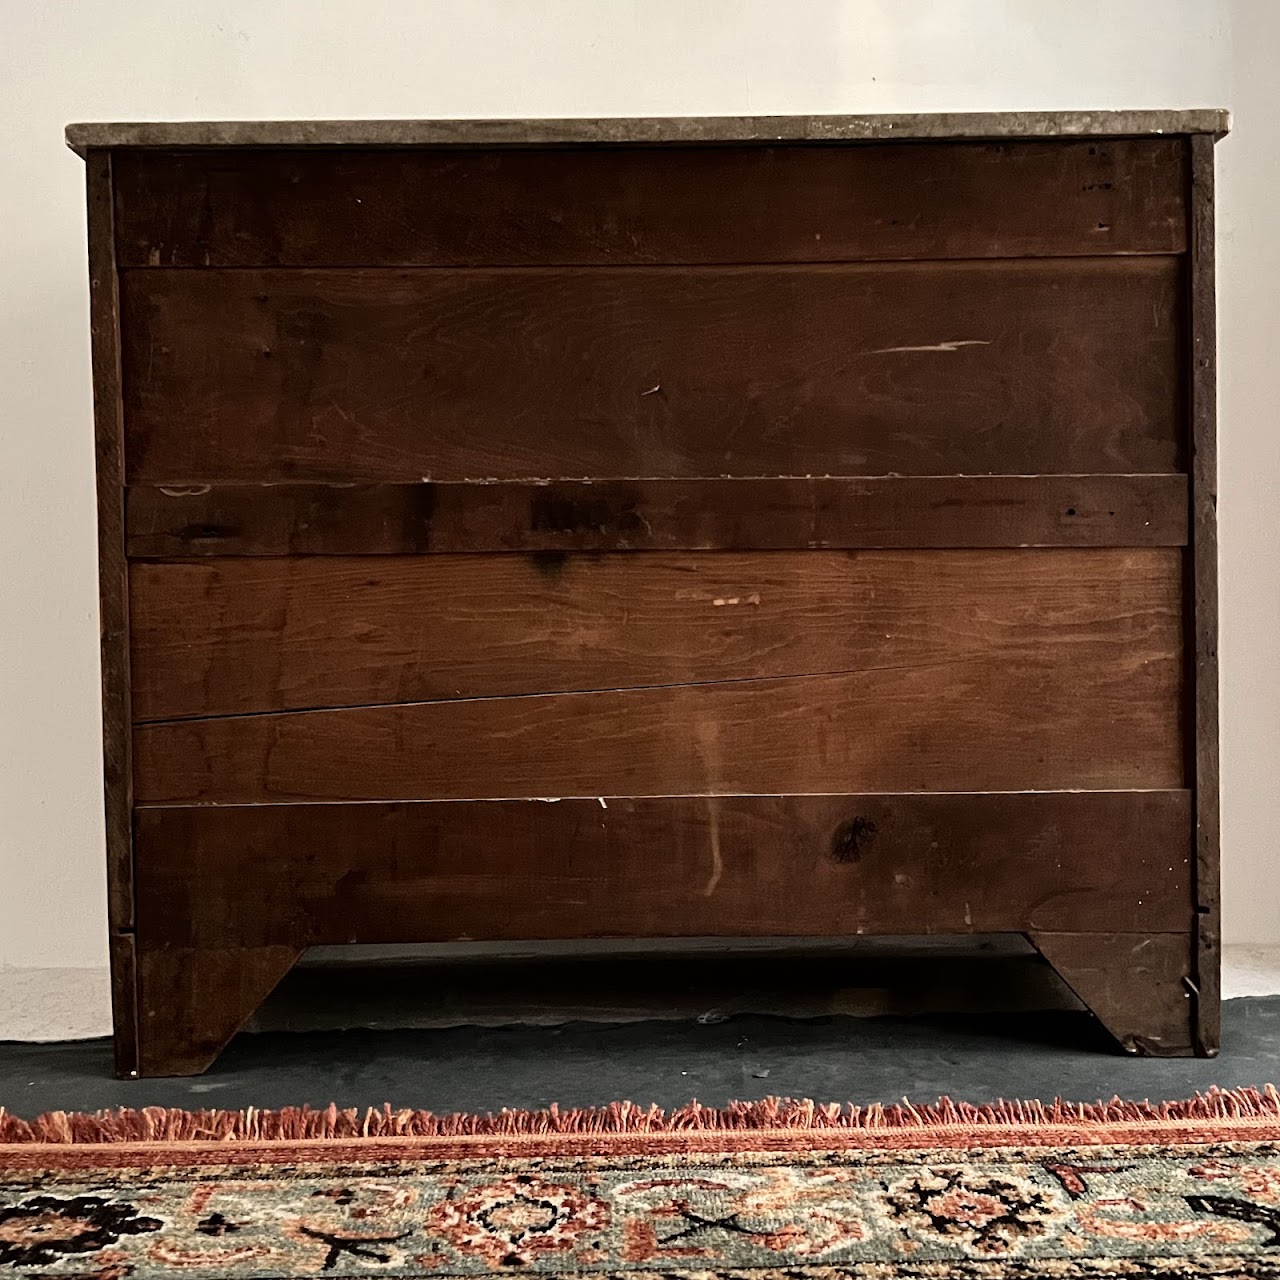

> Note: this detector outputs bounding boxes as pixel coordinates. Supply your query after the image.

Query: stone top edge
[65,109,1231,156]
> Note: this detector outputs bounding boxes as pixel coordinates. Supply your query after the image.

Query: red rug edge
[2,1085,1277,1147]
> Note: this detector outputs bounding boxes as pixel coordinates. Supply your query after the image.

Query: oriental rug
[2,1090,1280,1278]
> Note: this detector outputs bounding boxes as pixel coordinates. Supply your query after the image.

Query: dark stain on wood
[830,817,878,864]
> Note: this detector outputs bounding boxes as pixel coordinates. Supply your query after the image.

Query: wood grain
[125,474,1190,559]
[112,139,1188,268]
[130,547,1184,722]
[1028,931,1196,1055]
[119,259,1185,483]
[133,583,1185,803]
[136,943,302,1077]
[1189,134,1221,1057]
[134,791,1193,948]
[108,931,139,1079]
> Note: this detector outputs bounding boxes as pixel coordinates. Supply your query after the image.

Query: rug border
[4,1116,1280,1173]
[2,1087,1277,1168]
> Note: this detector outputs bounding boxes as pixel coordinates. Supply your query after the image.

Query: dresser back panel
[76,117,1222,1072]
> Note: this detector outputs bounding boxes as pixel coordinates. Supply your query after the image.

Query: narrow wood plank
[133,607,1185,803]
[85,153,137,1018]
[136,943,303,1077]
[133,792,1193,948]
[119,259,1184,484]
[125,474,1190,559]
[1028,932,1197,1055]
[130,547,1184,722]
[1189,134,1221,1057]
[112,139,1188,268]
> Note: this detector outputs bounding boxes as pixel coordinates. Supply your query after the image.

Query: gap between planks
[133,788,1193,811]
[131,655,1048,727]
[113,254,1188,276]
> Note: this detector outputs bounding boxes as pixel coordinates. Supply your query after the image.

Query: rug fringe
[1,1085,1277,1145]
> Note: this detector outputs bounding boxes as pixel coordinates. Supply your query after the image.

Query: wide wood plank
[133,791,1193,946]
[134,613,1184,803]
[125,474,1190,558]
[112,139,1187,268]
[130,547,1183,722]
[119,259,1184,484]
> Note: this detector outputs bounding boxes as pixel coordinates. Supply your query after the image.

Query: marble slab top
[66,109,1230,156]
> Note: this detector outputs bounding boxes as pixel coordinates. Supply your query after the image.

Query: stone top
[65,109,1230,156]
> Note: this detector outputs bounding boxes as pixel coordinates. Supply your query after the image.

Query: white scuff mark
[712,593,761,607]
[159,485,212,497]
[598,797,608,809]
[640,384,662,396]
[867,339,991,355]
[964,901,973,926]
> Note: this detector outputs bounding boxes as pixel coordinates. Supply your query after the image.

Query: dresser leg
[134,943,304,1077]
[1026,931,1204,1056]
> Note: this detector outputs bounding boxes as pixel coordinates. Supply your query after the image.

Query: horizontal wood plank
[112,139,1188,268]
[132,791,1194,946]
[125,474,1189,558]
[119,259,1184,483]
[130,547,1184,722]
[133,593,1184,802]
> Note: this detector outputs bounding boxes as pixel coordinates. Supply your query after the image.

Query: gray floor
[1,947,1277,1119]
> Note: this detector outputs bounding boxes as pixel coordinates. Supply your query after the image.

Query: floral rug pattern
[4,1138,1280,1277]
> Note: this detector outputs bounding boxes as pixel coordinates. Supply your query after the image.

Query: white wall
[3,1,1273,1007]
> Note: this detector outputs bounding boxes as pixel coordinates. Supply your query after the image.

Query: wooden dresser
[69,110,1227,1077]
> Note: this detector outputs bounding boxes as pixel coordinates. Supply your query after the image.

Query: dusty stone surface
[66,109,1230,155]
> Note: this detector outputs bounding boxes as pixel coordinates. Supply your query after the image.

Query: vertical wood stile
[1189,132,1221,1056]
[86,149,139,1077]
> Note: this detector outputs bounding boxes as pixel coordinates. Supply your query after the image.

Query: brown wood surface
[119,259,1184,483]
[133,581,1184,802]
[1028,931,1196,1055]
[1189,134,1221,1057]
[130,547,1183,723]
[111,139,1187,268]
[134,792,1193,949]
[125,474,1189,559]
[86,151,139,1077]
[136,943,303,1076]
[108,931,139,1079]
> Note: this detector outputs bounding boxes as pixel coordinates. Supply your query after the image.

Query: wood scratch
[867,339,991,355]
